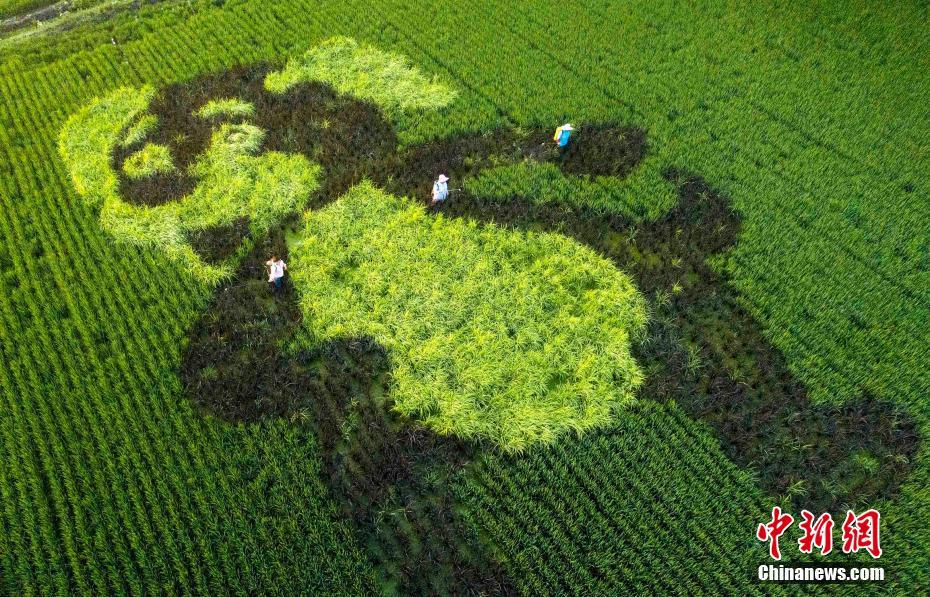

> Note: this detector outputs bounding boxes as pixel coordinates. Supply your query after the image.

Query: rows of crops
[457,402,767,594]
[0,0,927,593]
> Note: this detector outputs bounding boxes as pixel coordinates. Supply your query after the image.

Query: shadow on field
[141,65,920,591]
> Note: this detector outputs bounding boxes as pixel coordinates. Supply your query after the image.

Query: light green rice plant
[122,143,175,178]
[290,183,648,452]
[119,113,157,148]
[265,36,455,116]
[59,86,154,207]
[196,97,255,120]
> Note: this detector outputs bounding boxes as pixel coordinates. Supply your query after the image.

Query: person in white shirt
[431,174,449,205]
[266,255,287,291]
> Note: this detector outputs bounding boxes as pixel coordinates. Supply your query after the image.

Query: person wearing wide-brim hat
[554,123,575,148]
[431,174,450,205]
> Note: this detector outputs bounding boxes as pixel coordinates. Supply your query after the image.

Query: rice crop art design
[59,36,916,594]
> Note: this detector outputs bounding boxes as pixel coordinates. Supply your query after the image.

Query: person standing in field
[553,123,575,148]
[431,174,449,206]
[266,255,287,291]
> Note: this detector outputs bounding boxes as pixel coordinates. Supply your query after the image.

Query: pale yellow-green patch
[290,183,648,452]
[123,143,175,179]
[196,98,255,120]
[59,87,320,283]
[120,113,157,148]
[265,36,455,116]
[60,86,153,207]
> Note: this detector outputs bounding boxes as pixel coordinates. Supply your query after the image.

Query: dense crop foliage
[291,183,647,450]
[122,142,174,178]
[0,0,131,39]
[0,0,113,18]
[0,0,53,19]
[465,160,675,220]
[119,113,157,147]
[195,98,254,120]
[457,401,767,594]
[0,0,928,594]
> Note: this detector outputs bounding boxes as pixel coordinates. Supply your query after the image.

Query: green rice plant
[265,36,455,117]
[59,87,320,282]
[455,402,768,594]
[122,143,175,178]
[0,0,51,18]
[290,182,648,451]
[196,97,255,120]
[464,156,676,220]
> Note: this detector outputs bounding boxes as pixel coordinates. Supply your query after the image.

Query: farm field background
[0,0,927,593]
[0,0,122,29]
[0,0,62,20]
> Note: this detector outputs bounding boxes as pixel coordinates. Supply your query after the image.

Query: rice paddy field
[0,0,928,594]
